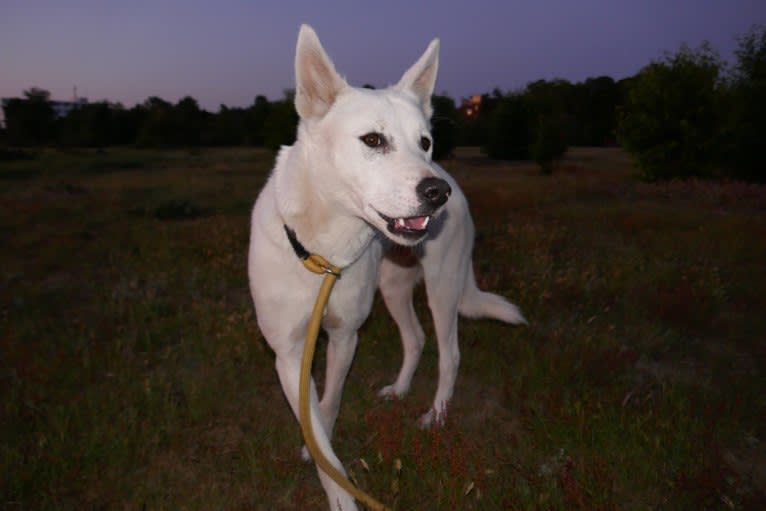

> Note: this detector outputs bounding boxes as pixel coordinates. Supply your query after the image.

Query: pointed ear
[396,38,440,118]
[294,24,347,120]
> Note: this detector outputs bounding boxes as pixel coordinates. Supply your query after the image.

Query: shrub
[531,116,568,174]
[725,25,766,182]
[617,43,723,181]
[484,95,532,160]
[263,92,298,153]
[430,95,457,160]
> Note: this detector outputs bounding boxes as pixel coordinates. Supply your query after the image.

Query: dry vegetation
[1,147,765,510]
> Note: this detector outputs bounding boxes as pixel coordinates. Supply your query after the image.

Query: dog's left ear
[396,38,440,118]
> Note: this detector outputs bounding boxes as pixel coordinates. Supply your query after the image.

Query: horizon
[2,1,765,114]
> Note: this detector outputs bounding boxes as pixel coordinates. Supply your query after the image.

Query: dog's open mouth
[378,212,431,238]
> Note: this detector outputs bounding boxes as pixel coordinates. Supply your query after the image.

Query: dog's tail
[458,266,527,325]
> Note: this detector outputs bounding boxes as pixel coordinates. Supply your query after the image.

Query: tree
[725,25,766,182]
[247,95,272,146]
[573,76,619,146]
[484,94,532,160]
[263,90,298,152]
[110,104,144,145]
[57,102,113,147]
[204,104,248,145]
[2,87,55,146]
[531,116,568,174]
[174,96,205,146]
[617,43,723,181]
[136,97,174,147]
[430,94,456,160]
[135,96,207,147]
[23,87,51,102]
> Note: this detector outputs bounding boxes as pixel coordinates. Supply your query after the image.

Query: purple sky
[1,0,764,112]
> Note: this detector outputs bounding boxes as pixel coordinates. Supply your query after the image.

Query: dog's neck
[274,145,376,269]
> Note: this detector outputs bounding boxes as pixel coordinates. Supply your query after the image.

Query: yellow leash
[297,253,391,511]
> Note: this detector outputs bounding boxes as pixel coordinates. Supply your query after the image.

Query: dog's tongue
[397,215,430,231]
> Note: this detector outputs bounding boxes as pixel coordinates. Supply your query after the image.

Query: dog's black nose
[416,177,451,208]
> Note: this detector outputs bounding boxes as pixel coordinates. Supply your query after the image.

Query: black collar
[283,224,342,277]
[283,224,310,260]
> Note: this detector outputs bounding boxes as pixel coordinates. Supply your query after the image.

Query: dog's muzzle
[375,177,451,241]
[416,177,451,209]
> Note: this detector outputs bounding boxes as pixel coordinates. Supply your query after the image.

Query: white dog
[378,167,527,427]
[248,25,524,510]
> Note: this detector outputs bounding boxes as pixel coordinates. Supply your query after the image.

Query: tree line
[1,88,298,152]
[1,25,764,182]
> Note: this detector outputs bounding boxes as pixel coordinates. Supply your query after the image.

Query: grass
[1,146,765,510]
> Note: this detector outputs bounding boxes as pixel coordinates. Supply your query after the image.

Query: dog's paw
[300,445,312,462]
[417,408,438,429]
[418,406,449,429]
[417,409,436,429]
[378,383,406,399]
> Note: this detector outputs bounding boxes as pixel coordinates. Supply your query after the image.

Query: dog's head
[292,24,451,246]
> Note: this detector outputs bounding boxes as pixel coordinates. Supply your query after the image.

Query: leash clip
[302,254,342,278]
[285,225,342,278]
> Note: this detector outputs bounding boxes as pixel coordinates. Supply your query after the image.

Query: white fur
[248,25,524,510]
[378,166,527,428]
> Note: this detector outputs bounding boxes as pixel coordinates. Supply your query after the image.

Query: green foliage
[57,102,116,147]
[532,116,568,174]
[430,94,457,160]
[573,76,620,146]
[484,94,532,160]
[460,79,618,152]
[136,96,208,147]
[725,25,766,182]
[617,43,723,181]
[174,96,206,146]
[23,86,51,102]
[135,97,174,147]
[484,84,571,166]
[2,87,56,146]
[248,95,272,146]
[263,91,298,153]
[1,90,290,149]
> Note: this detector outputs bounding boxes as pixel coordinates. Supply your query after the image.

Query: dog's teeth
[402,216,429,230]
[392,215,431,232]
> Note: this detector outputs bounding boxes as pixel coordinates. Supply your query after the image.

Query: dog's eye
[420,137,432,152]
[360,132,385,148]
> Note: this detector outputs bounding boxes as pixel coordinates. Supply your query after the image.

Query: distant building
[1,96,88,128]
[49,98,89,118]
[458,95,483,118]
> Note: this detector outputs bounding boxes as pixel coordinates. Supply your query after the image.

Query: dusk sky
[2,0,765,112]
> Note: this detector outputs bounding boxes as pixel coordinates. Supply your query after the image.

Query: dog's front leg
[319,329,359,438]
[301,327,361,461]
[378,257,426,399]
[275,351,358,511]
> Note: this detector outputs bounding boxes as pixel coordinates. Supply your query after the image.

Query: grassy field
[1,146,765,510]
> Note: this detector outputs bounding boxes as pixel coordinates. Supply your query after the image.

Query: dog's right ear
[294,24,347,120]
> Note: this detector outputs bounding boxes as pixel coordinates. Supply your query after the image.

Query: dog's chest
[321,244,381,332]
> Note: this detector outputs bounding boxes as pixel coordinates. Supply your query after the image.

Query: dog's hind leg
[420,270,462,428]
[377,254,426,399]
[275,352,358,511]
